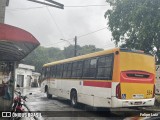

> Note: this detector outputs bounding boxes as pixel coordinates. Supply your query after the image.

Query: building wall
[15,68,32,88]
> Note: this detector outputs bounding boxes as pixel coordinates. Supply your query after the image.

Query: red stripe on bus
[83,81,111,88]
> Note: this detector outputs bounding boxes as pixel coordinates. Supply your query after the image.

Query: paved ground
[17,87,160,120]
[19,87,124,120]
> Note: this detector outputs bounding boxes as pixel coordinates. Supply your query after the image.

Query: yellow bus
[41,48,155,108]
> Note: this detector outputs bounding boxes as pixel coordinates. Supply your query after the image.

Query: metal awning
[0,23,40,61]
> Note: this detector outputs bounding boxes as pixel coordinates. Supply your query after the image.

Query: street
[21,87,124,120]
[19,87,160,120]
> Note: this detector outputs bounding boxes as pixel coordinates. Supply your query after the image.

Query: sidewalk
[15,87,40,120]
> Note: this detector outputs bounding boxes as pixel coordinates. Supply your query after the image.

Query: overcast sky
[5,0,115,50]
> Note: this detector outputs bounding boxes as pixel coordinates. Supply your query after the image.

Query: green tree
[22,46,63,72]
[62,45,102,58]
[105,0,160,63]
[62,45,78,58]
[78,45,103,55]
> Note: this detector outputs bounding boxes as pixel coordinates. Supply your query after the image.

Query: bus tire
[45,85,48,93]
[46,88,52,99]
[70,90,78,107]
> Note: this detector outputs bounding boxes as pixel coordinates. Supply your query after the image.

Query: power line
[46,6,66,39]
[78,27,107,38]
[44,27,108,46]
[42,40,67,47]
[64,27,108,41]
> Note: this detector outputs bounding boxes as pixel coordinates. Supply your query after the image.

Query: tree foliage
[22,45,103,72]
[21,46,63,73]
[105,0,160,63]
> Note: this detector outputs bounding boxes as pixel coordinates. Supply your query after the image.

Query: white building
[15,64,35,88]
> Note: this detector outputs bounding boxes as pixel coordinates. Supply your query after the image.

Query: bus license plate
[134,101,142,105]
[133,94,144,99]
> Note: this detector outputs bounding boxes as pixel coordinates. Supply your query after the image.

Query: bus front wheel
[70,90,78,107]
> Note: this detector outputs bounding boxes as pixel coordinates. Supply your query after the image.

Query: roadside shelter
[0,23,40,111]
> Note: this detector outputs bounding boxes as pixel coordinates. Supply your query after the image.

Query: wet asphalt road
[21,87,125,120]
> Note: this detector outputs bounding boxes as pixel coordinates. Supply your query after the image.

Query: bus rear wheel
[70,90,78,107]
[46,88,52,99]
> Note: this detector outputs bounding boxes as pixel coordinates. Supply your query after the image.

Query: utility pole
[74,36,77,56]
[0,0,8,23]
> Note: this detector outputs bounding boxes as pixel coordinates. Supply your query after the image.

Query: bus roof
[43,48,119,67]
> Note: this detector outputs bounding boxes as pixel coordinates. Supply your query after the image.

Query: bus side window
[52,66,57,78]
[62,64,68,78]
[59,64,63,78]
[50,66,54,78]
[72,61,83,78]
[82,58,97,78]
[97,54,113,80]
[66,63,72,78]
[56,65,62,78]
[89,58,97,78]
[77,61,83,78]
[72,62,78,78]
[82,59,91,78]
[97,57,105,79]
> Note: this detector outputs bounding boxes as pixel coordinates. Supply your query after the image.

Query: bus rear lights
[116,83,121,99]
